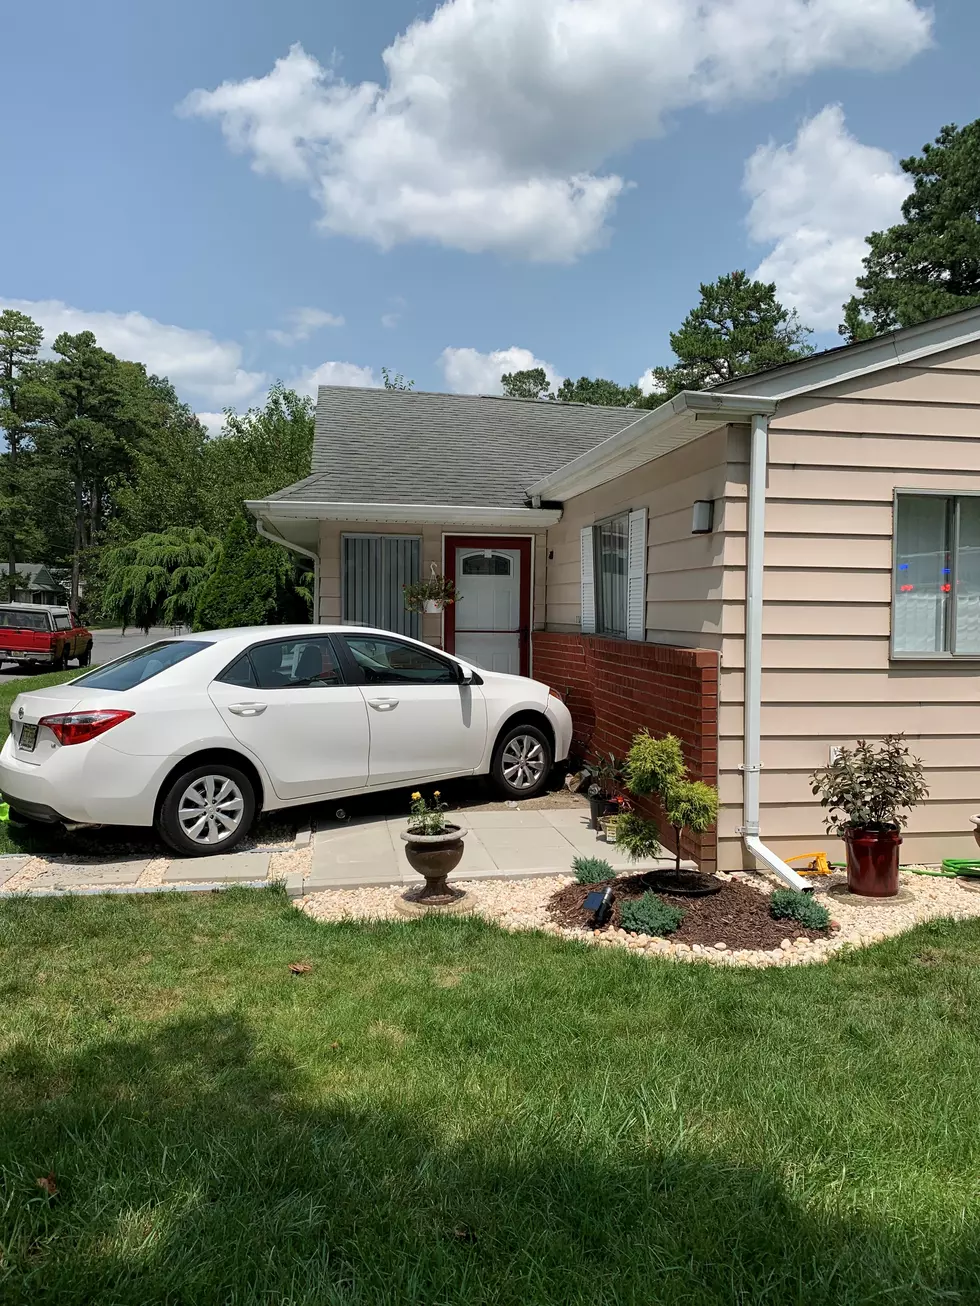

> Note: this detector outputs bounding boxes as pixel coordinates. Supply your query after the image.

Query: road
[0,627,177,686]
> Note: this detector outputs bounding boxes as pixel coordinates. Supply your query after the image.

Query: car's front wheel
[156,762,256,856]
[490,721,553,800]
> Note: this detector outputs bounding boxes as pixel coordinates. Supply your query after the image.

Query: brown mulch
[548,874,834,950]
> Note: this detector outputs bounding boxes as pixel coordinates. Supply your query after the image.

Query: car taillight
[39,709,134,746]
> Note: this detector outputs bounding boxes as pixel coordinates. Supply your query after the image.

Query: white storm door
[453,548,522,674]
[207,637,370,801]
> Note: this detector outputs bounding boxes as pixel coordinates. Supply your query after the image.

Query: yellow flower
[434,790,441,797]
[411,791,421,801]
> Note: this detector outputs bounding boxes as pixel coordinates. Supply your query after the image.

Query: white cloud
[180,2,931,261]
[745,105,913,330]
[195,411,227,435]
[296,360,378,398]
[268,305,344,346]
[637,368,666,399]
[439,346,561,396]
[381,313,400,329]
[0,297,268,407]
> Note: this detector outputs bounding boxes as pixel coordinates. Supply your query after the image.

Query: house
[3,563,68,605]
[248,305,980,880]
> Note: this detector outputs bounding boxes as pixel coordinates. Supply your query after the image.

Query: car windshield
[0,610,50,631]
[73,640,210,690]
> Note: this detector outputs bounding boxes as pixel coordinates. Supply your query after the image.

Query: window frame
[891,488,980,661]
[337,632,465,687]
[593,511,631,639]
[214,634,350,690]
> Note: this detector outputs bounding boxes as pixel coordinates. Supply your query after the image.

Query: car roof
[182,624,417,644]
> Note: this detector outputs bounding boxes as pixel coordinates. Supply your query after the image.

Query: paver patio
[309,807,692,890]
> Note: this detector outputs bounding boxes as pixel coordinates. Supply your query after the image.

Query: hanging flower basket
[404,572,460,615]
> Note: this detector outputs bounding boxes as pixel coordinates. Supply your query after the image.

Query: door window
[54,614,71,630]
[244,638,344,689]
[344,634,457,684]
[461,552,511,575]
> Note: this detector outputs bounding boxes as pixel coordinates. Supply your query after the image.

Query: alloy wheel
[177,774,245,846]
[501,734,547,790]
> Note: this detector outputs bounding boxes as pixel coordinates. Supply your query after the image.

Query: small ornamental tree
[194,515,309,631]
[624,730,719,872]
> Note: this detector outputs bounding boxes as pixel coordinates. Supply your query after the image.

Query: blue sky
[3,0,979,425]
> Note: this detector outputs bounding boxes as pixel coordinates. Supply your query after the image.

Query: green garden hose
[941,859,980,878]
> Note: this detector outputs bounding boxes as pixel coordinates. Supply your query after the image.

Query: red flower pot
[845,828,902,897]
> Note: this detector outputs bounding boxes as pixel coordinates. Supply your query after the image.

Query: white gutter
[254,519,321,625]
[245,500,562,528]
[741,412,811,893]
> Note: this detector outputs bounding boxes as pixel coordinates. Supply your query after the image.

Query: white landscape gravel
[300,869,980,967]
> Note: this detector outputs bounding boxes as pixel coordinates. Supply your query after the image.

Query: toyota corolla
[0,626,573,856]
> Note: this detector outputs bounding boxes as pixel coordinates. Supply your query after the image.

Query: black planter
[588,795,618,831]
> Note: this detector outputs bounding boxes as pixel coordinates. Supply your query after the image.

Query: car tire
[490,721,554,800]
[78,643,92,667]
[54,649,67,671]
[156,762,256,857]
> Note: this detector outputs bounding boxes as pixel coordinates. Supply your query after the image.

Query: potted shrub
[580,752,625,830]
[810,736,928,898]
[400,790,467,905]
[403,572,460,615]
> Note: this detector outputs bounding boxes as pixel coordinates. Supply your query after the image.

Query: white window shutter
[580,525,596,633]
[627,507,647,641]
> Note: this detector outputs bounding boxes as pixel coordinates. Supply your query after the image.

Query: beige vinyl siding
[717,345,980,871]
[545,426,731,648]
[317,520,547,649]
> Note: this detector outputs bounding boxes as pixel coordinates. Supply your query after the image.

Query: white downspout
[254,519,320,625]
[741,413,812,892]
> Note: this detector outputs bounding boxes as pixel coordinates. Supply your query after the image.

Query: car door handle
[228,702,267,717]
[368,698,399,711]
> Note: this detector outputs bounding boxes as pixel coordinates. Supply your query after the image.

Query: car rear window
[73,640,210,690]
[0,610,50,632]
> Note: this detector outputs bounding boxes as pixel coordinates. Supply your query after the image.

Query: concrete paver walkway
[310,807,692,890]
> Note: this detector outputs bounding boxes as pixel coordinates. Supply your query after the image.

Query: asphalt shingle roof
[266,386,645,509]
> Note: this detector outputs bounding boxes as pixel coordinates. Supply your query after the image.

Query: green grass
[1,889,979,1304]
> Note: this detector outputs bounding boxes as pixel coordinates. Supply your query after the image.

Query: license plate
[17,723,37,752]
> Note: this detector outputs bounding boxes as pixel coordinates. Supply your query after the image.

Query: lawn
[0,889,978,1304]
[0,670,83,855]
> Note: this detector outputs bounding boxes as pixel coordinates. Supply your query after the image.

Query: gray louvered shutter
[627,508,647,641]
[580,525,596,634]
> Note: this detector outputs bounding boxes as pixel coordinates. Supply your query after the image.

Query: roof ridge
[315,384,641,416]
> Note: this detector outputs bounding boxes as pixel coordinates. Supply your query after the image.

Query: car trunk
[7,684,104,760]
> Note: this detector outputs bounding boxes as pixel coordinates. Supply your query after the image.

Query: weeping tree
[99,527,221,633]
[193,514,311,631]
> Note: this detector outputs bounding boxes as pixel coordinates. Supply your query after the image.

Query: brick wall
[532,632,719,871]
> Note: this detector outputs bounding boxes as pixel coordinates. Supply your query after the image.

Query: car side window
[217,654,258,689]
[54,614,71,630]
[344,635,457,685]
[246,637,344,690]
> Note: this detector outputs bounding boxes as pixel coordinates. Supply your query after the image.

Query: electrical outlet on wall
[829,745,843,764]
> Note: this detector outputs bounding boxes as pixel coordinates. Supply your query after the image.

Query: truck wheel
[78,644,92,667]
[54,650,67,671]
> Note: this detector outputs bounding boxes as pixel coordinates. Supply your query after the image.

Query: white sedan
[0,625,573,856]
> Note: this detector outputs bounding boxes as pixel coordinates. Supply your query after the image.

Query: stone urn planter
[399,824,468,913]
[844,828,902,898]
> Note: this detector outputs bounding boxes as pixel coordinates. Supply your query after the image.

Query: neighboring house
[248,305,980,878]
[3,563,68,605]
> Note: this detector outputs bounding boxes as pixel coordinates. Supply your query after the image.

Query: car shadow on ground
[2,1007,975,1304]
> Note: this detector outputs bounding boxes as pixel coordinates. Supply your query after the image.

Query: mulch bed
[548,874,834,950]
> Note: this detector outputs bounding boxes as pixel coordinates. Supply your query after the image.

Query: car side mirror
[457,665,483,686]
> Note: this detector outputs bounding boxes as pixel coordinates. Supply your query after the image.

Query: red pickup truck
[0,604,93,670]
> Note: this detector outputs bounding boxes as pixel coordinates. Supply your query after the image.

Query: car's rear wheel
[78,643,92,667]
[156,762,255,857]
[490,721,553,800]
[54,648,67,671]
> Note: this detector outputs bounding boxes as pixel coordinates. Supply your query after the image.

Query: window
[54,614,71,630]
[595,514,629,637]
[342,534,420,637]
[344,634,457,684]
[461,552,511,575]
[0,609,50,631]
[893,494,980,656]
[74,641,209,690]
[217,653,258,688]
[244,638,343,689]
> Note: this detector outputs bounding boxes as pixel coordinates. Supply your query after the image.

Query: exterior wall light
[692,500,715,534]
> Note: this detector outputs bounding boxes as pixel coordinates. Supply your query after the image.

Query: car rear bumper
[1,792,71,824]
[0,737,163,827]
